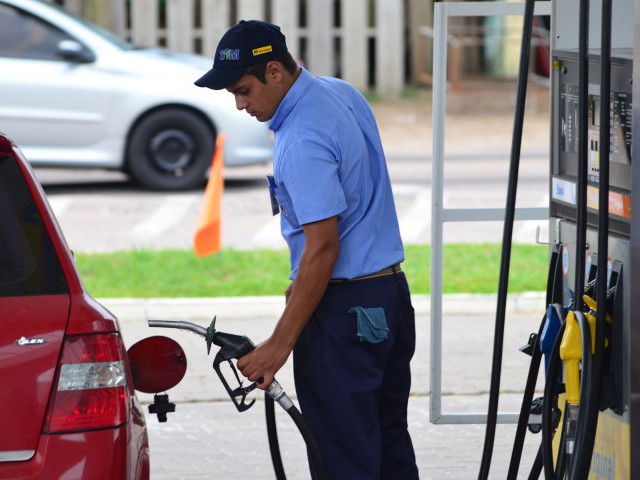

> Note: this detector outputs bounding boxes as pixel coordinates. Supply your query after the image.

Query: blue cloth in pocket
[349,306,389,344]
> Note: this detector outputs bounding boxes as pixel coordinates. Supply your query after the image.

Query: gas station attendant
[195,20,419,479]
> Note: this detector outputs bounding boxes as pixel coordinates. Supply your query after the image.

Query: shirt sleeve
[278,137,347,225]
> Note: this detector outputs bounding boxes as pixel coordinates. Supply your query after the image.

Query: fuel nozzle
[201,316,256,360]
[205,316,217,354]
[209,326,262,412]
[559,309,585,474]
[560,310,582,406]
[148,317,260,412]
[583,294,613,325]
[540,304,564,375]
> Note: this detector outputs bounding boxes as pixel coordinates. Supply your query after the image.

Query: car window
[0,155,68,297]
[39,0,135,50]
[0,4,74,60]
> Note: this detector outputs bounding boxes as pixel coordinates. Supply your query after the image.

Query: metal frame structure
[430,1,551,424]
[632,31,640,480]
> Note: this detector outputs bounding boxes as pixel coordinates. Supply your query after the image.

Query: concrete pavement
[108,293,549,479]
[144,396,542,479]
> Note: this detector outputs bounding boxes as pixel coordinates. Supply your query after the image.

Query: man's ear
[265,60,283,82]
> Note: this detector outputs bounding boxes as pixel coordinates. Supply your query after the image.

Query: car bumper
[0,421,149,480]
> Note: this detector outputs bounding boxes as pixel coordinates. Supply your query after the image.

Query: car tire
[127,108,215,191]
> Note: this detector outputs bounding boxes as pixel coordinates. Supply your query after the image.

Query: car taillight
[44,333,128,433]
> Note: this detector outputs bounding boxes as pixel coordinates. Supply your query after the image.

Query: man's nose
[235,96,248,111]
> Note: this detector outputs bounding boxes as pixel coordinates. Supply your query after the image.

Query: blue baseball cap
[195,20,288,90]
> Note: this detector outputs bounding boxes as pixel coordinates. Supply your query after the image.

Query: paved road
[34,151,550,253]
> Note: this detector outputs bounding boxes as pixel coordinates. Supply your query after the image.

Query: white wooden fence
[52,0,405,97]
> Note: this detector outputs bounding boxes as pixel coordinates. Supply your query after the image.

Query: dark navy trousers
[293,271,419,480]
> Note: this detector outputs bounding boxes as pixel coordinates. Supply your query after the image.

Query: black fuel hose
[288,405,327,478]
[264,384,328,480]
[506,314,544,480]
[265,395,287,480]
[508,247,563,478]
[541,336,570,480]
[574,1,590,315]
[477,0,535,477]
[541,319,565,479]
[554,406,568,480]
[569,0,612,477]
[527,444,543,480]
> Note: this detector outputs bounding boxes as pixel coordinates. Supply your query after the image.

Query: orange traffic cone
[194,134,226,257]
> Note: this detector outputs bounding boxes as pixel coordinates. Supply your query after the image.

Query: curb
[100,292,547,322]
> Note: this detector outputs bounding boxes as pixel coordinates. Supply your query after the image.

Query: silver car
[0,0,272,190]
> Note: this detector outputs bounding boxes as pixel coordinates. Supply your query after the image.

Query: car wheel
[127,108,215,191]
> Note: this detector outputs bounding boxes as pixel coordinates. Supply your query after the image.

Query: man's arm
[237,215,340,388]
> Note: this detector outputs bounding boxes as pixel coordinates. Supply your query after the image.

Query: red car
[0,133,150,479]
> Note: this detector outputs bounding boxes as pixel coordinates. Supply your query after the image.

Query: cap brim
[194,67,246,90]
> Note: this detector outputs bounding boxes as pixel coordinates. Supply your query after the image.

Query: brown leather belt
[330,263,402,283]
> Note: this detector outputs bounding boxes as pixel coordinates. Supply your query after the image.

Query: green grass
[74,244,550,298]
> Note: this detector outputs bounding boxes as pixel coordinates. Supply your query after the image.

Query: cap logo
[252,45,273,56]
[219,48,240,61]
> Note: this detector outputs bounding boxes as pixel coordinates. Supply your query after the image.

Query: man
[195,20,418,479]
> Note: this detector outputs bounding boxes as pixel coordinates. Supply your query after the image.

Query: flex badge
[15,336,48,346]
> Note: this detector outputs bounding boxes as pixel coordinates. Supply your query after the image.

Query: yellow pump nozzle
[583,294,613,324]
[560,310,582,405]
[583,295,611,352]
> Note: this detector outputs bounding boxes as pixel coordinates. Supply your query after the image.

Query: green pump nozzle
[205,316,217,354]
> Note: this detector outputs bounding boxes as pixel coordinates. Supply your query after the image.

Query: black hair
[244,52,298,83]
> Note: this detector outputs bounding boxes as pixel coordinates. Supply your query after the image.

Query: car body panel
[0,422,148,479]
[0,296,69,453]
[0,58,116,151]
[0,0,272,181]
[0,134,149,478]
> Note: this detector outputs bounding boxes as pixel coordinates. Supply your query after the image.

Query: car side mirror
[56,39,95,63]
[127,336,187,393]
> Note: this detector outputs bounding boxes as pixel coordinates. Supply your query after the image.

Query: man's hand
[237,336,291,389]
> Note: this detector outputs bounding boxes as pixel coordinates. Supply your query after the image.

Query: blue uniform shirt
[268,68,404,280]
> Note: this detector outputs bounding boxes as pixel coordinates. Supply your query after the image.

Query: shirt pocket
[273,188,300,228]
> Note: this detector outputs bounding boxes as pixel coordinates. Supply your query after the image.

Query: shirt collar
[269,67,312,132]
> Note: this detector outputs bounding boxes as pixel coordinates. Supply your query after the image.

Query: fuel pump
[542,0,632,473]
[476,0,636,477]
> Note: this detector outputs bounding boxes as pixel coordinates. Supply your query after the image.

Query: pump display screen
[552,50,633,234]
[559,87,632,166]
[554,51,633,193]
